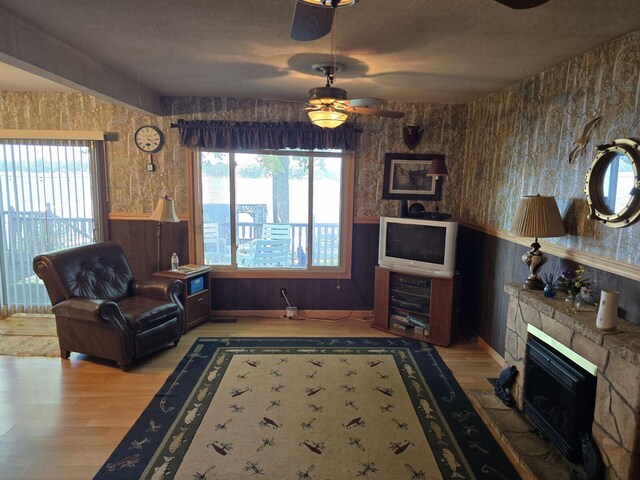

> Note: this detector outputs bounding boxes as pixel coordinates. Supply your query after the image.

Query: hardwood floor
[0,315,523,479]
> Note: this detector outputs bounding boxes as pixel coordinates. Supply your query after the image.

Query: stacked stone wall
[504,285,640,480]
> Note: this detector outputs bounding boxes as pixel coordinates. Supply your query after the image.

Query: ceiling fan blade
[345,97,386,107]
[290,1,334,41]
[493,0,549,9]
[346,106,405,118]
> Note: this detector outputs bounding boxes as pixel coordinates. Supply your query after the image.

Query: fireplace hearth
[524,336,596,464]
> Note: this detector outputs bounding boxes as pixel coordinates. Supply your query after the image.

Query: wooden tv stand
[372,266,461,346]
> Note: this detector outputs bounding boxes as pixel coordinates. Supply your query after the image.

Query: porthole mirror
[585,138,640,228]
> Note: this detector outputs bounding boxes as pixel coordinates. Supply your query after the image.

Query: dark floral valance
[174,119,359,151]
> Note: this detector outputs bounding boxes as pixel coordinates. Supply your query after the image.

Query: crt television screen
[385,222,446,264]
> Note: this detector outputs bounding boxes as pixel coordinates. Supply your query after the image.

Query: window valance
[173,119,359,151]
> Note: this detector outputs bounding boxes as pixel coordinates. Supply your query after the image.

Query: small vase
[565,294,578,313]
[543,284,557,298]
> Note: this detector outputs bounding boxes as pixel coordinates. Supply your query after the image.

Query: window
[191,149,353,278]
[0,132,107,314]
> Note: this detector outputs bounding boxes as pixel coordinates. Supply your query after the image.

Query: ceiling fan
[304,63,405,128]
[494,0,549,9]
[290,0,550,42]
[290,0,356,42]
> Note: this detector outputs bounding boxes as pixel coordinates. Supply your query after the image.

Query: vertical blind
[0,138,101,314]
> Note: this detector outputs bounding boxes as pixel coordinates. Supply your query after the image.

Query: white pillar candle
[596,290,619,332]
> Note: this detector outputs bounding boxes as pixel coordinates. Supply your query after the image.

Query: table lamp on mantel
[511,194,566,290]
[149,195,180,271]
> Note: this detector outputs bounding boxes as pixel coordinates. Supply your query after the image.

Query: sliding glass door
[0,137,106,314]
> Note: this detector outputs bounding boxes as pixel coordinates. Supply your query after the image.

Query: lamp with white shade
[149,195,180,271]
[511,194,566,290]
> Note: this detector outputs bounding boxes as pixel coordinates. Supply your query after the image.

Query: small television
[188,274,206,295]
[378,216,458,277]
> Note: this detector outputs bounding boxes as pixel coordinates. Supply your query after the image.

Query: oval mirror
[585,138,640,228]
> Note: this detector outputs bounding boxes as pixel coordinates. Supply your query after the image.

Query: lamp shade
[511,195,566,238]
[308,106,349,129]
[149,196,179,223]
[428,159,448,176]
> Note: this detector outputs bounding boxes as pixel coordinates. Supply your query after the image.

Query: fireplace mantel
[504,284,640,480]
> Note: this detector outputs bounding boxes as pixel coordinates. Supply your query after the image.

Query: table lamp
[149,195,180,271]
[425,158,451,220]
[511,194,566,290]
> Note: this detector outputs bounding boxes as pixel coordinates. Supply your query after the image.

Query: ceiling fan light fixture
[300,0,358,7]
[308,106,349,129]
[308,86,348,106]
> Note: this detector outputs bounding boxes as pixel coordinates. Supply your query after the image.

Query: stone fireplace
[503,284,640,480]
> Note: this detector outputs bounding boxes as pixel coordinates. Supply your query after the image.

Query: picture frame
[382,153,445,200]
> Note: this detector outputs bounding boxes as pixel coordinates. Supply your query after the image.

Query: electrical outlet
[280,288,286,298]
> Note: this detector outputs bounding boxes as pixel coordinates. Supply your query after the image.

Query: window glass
[312,156,342,266]
[197,149,349,273]
[0,138,104,312]
[201,152,231,265]
[235,153,308,269]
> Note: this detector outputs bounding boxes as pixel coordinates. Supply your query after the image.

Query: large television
[378,216,458,277]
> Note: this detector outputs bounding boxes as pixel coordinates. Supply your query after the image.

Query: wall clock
[134,125,164,153]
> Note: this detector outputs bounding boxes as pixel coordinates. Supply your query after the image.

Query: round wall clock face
[134,125,164,153]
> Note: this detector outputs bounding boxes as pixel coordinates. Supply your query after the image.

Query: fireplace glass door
[524,336,596,464]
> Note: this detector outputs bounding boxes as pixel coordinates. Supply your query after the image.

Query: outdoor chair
[33,241,183,370]
[203,222,229,264]
[239,223,291,267]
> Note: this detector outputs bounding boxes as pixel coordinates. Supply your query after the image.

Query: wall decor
[403,124,424,150]
[134,125,164,153]
[568,116,601,164]
[585,138,640,228]
[382,153,444,200]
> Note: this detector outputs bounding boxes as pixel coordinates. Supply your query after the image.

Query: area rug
[0,314,59,357]
[94,338,521,480]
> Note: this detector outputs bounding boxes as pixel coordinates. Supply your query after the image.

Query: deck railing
[206,222,340,267]
[0,209,94,311]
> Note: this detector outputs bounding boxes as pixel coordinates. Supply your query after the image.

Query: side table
[153,265,212,334]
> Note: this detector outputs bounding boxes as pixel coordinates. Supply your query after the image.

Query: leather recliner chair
[33,241,183,370]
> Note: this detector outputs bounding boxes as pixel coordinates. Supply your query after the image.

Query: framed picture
[382,153,445,200]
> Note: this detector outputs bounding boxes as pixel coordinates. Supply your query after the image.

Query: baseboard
[476,337,506,367]
[211,310,372,320]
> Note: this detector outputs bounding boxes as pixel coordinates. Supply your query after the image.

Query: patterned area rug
[94,338,521,480]
[0,314,59,357]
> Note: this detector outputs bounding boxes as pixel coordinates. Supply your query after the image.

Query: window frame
[187,148,354,279]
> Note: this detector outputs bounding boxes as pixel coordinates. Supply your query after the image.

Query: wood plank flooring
[0,315,527,479]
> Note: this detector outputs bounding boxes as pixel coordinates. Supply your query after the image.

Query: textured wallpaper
[161,97,466,219]
[0,91,187,214]
[1,29,639,268]
[0,92,464,219]
[459,30,640,266]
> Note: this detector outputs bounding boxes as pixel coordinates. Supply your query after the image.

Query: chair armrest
[132,277,183,302]
[51,298,121,324]
[134,277,184,328]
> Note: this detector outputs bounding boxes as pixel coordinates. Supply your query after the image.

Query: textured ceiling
[1,0,639,109]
